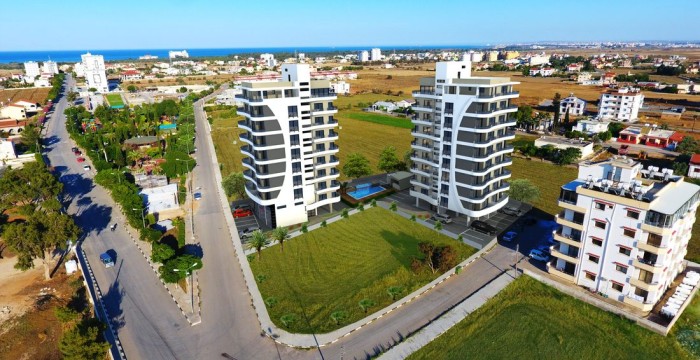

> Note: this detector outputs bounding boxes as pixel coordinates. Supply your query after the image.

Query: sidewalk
[378,271,516,359]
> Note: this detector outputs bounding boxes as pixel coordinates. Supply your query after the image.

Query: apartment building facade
[559,94,586,118]
[551,157,700,311]
[81,53,109,93]
[597,87,644,122]
[410,61,519,220]
[239,64,340,228]
[23,61,40,79]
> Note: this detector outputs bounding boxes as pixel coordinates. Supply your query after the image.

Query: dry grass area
[123,74,236,89]
[0,87,50,104]
[205,106,245,177]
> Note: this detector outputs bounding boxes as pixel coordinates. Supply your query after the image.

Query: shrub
[358,203,365,211]
[54,306,80,323]
[151,241,176,263]
[341,209,349,218]
[301,223,308,233]
[320,220,327,227]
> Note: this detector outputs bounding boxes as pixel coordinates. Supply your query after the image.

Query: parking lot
[230,200,259,243]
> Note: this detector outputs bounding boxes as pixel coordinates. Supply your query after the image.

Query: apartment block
[559,94,586,118]
[597,87,644,122]
[42,60,59,75]
[81,52,109,93]
[551,157,699,312]
[410,61,519,220]
[238,64,340,228]
[23,61,40,79]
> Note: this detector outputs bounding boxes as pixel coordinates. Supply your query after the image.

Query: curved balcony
[465,105,518,118]
[410,189,438,206]
[456,182,510,204]
[455,171,511,191]
[457,119,517,133]
[454,145,514,162]
[453,157,512,177]
[455,132,515,148]
[474,91,520,102]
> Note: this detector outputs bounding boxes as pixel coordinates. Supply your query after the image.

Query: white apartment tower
[551,157,699,312]
[24,61,40,79]
[410,61,519,220]
[81,53,108,93]
[239,64,340,228]
[358,50,370,62]
[42,60,59,75]
[370,48,382,61]
[597,87,644,122]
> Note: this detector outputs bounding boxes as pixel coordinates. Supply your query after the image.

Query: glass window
[585,272,596,281]
[619,247,631,256]
[611,283,623,292]
[627,210,639,219]
[592,238,603,247]
[595,202,605,210]
[623,228,636,238]
[293,188,303,199]
[588,254,599,264]
[615,264,628,274]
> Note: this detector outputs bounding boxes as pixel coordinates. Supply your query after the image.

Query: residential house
[688,154,700,179]
[567,63,584,73]
[560,94,586,118]
[535,136,594,158]
[617,125,675,148]
[574,119,610,135]
[598,87,644,122]
[139,183,179,215]
[120,70,143,81]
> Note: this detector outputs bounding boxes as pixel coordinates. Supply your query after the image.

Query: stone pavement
[377,271,517,359]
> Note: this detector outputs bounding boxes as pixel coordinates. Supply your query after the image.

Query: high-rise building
[260,53,277,68]
[358,50,369,62]
[597,87,644,122]
[410,61,519,220]
[238,64,340,228]
[81,53,108,93]
[552,157,699,311]
[370,48,382,61]
[23,61,40,79]
[42,60,59,75]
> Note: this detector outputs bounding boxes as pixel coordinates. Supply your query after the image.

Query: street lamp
[131,208,146,228]
[110,169,127,184]
[173,261,199,313]
[175,157,195,173]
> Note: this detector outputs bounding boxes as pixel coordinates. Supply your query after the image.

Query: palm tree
[271,227,289,252]
[127,150,141,166]
[246,230,269,259]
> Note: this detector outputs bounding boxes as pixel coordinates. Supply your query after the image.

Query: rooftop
[620,126,675,139]
[536,136,592,147]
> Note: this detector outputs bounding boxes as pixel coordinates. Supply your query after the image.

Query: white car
[431,213,453,224]
[83,165,91,171]
[502,231,517,242]
[529,249,550,262]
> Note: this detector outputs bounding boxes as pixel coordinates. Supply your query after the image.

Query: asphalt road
[46,78,544,360]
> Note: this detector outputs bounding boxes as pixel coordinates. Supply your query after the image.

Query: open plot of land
[0,87,50,104]
[509,157,578,216]
[407,275,692,360]
[206,106,244,177]
[249,207,477,334]
[104,93,124,107]
[343,111,413,129]
[334,93,405,109]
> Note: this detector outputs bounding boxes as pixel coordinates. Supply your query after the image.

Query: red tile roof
[690,154,700,165]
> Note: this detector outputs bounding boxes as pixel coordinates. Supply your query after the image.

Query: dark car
[618,144,629,155]
[470,220,497,235]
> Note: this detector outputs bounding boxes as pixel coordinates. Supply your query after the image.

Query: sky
[2,0,699,51]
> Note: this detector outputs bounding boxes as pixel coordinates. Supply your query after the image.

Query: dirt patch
[0,257,44,327]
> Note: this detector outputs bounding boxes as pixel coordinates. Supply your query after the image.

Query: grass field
[104,93,124,107]
[343,111,413,129]
[407,275,692,360]
[0,88,50,104]
[249,207,477,334]
[509,157,578,216]
[335,93,405,109]
[205,106,244,177]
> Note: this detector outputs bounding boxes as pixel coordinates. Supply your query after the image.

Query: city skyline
[2,0,699,51]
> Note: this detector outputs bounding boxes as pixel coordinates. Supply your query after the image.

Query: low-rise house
[567,63,584,73]
[560,94,586,118]
[139,183,179,215]
[123,136,162,150]
[120,69,142,81]
[573,119,610,135]
[688,154,700,179]
[372,101,398,112]
[535,136,594,158]
[602,72,617,86]
[617,125,675,148]
[330,81,350,95]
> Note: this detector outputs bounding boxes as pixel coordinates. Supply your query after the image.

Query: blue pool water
[347,184,385,200]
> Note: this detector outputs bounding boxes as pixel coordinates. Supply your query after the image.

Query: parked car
[536,244,552,254]
[499,205,522,217]
[529,249,550,262]
[83,165,91,171]
[100,252,114,268]
[619,144,629,155]
[502,231,517,242]
[430,213,453,224]
[470,220,497,235]
[193,192,202,201]
[71,147,78,153]
[233,208,253,218]
[232,204,252,211]
[74,149,82,156]
[76,157,85,163]
[239,226,260,239]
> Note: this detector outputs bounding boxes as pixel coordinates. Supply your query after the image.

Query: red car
[77,157,86,163]
[233,208,253,218]
[618,145,629,155]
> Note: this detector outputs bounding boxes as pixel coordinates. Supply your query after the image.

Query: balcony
[623,295,655,312]
[553,230,581,247]
[557,199,587,213]
[633,258,664,274]
[547,263,576,282]
[477,90,519,99]
[555,215,584,231]
[551,246,580,264]
[636,239,667,255]
[468,105,518,116]
[629,277,660,292]
[412,90,435,96]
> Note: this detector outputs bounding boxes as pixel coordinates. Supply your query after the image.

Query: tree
[126,85,137,93]
[66,92,78,102]
[608,122,626,138]
[88,87,97,92]
[514,105,535,131]
[330,310,348,325]
[222,172,246,199]
[389,201,397,212]
[676,136,699,155]
[508,179,540,204]
[418,242,438,273]
[342,152,372,179]
[377,146,405,173]
[58,318,110,360]
[552,92,562,128]
[151,242,175,263]
[403,149,413,170]
[555,147,582,165]
[387,286,404,300]
[271,227,289,252]
[158,254,203,283]
[359,298,375,313]
[246,230,270,260]
[433,221,443,232]
[20,124,41,152]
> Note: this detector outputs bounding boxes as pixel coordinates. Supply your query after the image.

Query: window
[288,105,298,117]
[611,282,624,292]
[594,220,606,229]
[585,272,596,281]
[293,175,302,186]
[623,228,636,238]
[289,120,299,131]
[618,246,631,256]
[615,263,628,274]
[292,162,301,173]
[592,238,603,247]
[290,134,300,146]
[595,202,605,211]
[444,102,454,114]
[319,194,327,201]
[293,188,303,199]
[588,254,600,264]
[291,148,301,160]
[277,205,286,209]
[626,209,640,219]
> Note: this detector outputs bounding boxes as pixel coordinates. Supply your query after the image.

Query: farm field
[407,275,692,360]
[249,207,477,334]
[0,88,50,104]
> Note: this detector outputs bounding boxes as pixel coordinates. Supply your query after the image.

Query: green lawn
[343,111,413,129]
[104,93,124,107]
[206,107,244,177]
[408,275,692,360]
[249,207,476,334]
[509,157,578,216]
[334,93,405,109]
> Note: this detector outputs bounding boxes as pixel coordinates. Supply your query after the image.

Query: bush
[320,220,327,227]
[140,227,162,242]
[54,306,80,323]
[341,209,349,218]
[151,241,176,263]
[158,254,203,283]
[301,223,308,233]
[58,318,110,360]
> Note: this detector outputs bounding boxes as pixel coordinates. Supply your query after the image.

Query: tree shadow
[101,259,126,330]
[181,243,203,258]
[74,202,113,235]
[379,230,422,268]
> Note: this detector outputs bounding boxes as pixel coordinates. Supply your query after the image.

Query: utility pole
[514,243,519,278]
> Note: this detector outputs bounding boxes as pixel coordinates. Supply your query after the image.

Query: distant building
[560,94,586,118]
[688,154,700,179]
[370,48,382,61]
[527,53,550,66]
[598,87,644,122]
[358,50,369,62]
[573,119,610,135]
[168,50,189,59]
[529,67,554,77]
[567,63,584,73]
[617,124,675,148]
[535,136,594,158]
[487,51,499,62]
[330,81,350,95]
[551,157,700,312]
[0,100,38,120]
[23,61,40,79]
[81,53,109,93]
[260,53,277,68]
[120,69,142,81]
[41,61,59,75]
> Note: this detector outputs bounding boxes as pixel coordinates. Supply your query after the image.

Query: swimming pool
[347,183,386,200]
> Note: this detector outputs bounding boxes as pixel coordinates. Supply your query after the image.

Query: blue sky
[2,0,698,51]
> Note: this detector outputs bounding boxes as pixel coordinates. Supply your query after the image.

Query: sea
[0,45,487,64]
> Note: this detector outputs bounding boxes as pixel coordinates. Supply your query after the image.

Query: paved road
[47,78,543,360]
